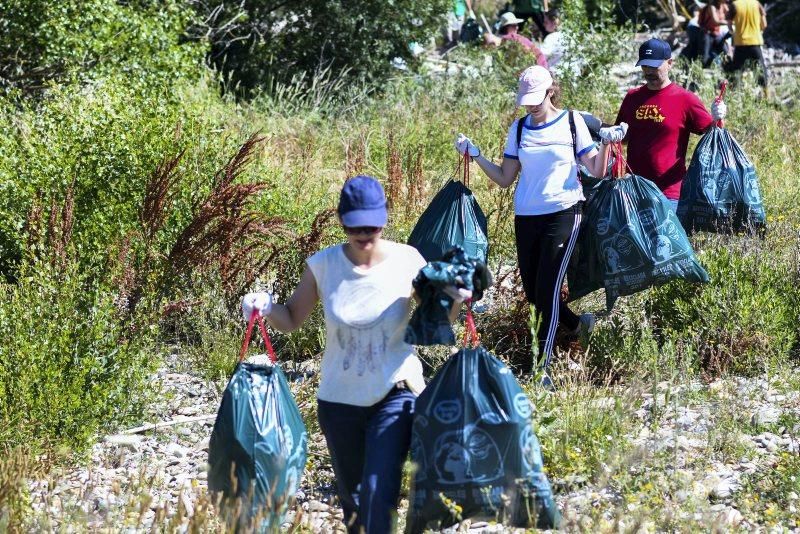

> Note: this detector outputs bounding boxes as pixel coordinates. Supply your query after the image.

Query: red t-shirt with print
[615,83,713,200]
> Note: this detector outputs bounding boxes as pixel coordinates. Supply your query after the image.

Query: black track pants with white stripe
[514,202,582,371]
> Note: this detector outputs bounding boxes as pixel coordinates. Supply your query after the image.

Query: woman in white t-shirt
[455,65,611,386]
[240,176,466,534]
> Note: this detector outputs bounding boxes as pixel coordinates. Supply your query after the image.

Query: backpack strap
[516,114,527,150]
[568,109,578,161]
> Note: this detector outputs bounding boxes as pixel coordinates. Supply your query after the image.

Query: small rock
[166,443,187,459]
[719,507,744,526]
[712,478,737,500]
[180,492,195,517]
[751,406,781,426]
[104,434,143,452]
[308,500,330,512]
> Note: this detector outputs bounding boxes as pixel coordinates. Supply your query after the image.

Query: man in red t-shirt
[599,39,726,210]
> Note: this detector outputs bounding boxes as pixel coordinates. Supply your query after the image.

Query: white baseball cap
[516,65,553,106]
[499,12,525,28]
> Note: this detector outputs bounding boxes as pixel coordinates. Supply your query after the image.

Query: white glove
[442,285,473,303]
[468,9,476,19]
[711,100,727,121]
[241,292,273,322]
[598,122,629,144]
[455,134,481,158]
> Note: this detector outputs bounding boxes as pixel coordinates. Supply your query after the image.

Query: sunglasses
[343,226,382,235]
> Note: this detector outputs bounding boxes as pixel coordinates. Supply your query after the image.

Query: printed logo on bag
[744,172,762,204]
[638,208,658,236]
[635,104,666,123]
[433,426,503,484]
[520,424,543,474]
[282,424,294,451]
[433,400,463,424]
[652,235,673,260]
[601,234,645,274]
[597,216,611,235]
[698,146,715,168]
[514,393,533,418]
[717,170,734,199]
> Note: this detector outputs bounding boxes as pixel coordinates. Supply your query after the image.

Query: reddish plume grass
[166,133,288,292]
[24,181,75,270]
[386,133,403,210]
[345,135,366,178]
[405,146,426,218]
[141,149,186,242]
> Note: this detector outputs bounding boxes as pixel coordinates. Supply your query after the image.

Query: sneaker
[576,313,596,349]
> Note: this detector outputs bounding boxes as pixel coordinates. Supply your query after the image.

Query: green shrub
[199,0,449,95]
[646,236,799,376]
[0,0,205,94]
[736,451,800,528]
[0,260,156,451]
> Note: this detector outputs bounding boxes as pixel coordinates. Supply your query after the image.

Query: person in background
[445,0,476,48]
[681,2,705,62]
[725,0,769,91]
[454,66,611,387]
[241,176,468,534]
[512,0,549,39]
[699,0,730,67]
[539,8,566,71]
[496,11,548,66]
[603,39,726,212]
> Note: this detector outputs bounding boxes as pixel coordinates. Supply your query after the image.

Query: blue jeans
[317,386,415,534]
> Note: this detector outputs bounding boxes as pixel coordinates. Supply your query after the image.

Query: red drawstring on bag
[462,299,480,348]
[239,309,277,364]
[610,141,632,179]
[715,80,728,128]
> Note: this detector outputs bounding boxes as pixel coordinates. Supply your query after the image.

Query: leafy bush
[197,0,449,94]
[0,0,205,94]
[646,236,800,376]
[0,260,155,451]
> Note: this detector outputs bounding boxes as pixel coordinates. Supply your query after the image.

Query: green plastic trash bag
[406,345,560,532]
[407,160,488,263]
[677,125,766,234]
[568,145,709,310]
[208,315,307,530]
[405,246,491,346]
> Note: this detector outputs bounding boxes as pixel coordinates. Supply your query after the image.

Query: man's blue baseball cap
[636,38,672,67]
[338,175,388,227]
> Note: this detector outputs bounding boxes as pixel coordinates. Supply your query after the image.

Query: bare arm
[759,3,767,30]
[473,154,520,188]
[579,143,611,179]
[263,267,319,333]
[543,0,549,12]
[710,5,727,25]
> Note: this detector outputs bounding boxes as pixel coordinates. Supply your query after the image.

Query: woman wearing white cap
[455,66,611,386]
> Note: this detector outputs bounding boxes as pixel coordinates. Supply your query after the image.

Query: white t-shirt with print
[503,110,596,216]
[306,241,427,407]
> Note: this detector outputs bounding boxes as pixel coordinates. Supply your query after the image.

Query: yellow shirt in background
[732,0,764,46]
